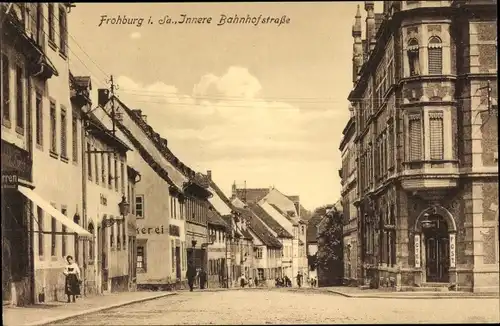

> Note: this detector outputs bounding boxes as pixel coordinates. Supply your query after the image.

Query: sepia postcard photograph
[1,1,499,325]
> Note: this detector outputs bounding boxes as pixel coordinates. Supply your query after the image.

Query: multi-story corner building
[2,3,93,306]
[249,202,294,279]
[348,1,498,292]
[339,106,359,285]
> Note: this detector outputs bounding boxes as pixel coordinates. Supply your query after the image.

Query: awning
[17,186,92,238]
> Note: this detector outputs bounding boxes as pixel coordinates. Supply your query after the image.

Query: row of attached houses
[1,2,311,307]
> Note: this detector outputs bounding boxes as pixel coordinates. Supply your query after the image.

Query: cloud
[130,32,141,39]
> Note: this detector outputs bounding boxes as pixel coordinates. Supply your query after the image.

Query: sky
[68,2,381,210]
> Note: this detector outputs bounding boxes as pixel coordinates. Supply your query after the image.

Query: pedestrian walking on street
[296,272,303,288]
[199,268,207,289]
[63,255,81,303]
[186,263,196,292]
[240,274,246,288]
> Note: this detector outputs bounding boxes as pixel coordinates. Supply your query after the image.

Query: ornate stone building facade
[348,1,498,292]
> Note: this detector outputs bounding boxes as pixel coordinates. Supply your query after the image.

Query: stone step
[412,286,449,292]
[422,282,450,288]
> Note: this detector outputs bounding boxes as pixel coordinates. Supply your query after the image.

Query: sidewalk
[322,286,500,299]
[3,291,177,326]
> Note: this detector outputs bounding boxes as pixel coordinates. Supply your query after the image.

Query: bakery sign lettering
[136,225,180,237]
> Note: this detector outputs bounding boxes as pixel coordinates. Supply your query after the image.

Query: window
[110,220,115,248]
[37,206,44,257]
[51,217,57,256]
[257,268,264,280]
[48,3,56,44]
[15,65,24,131]
[61,207,67,257]
[72,116,78,161]
[1,53,10,124]
[59,5,68,56]
[107,154,112,187]
[101,154,106,184]
[50,101,57,153]
[256,247,263,259]
[408,114,422,161]
[60,107,67,158]
[114,155,119,191]
[122,220,126,248]
[120,161,125,194]
[95,147,99,184]
[137,245,146,272]
[171,240,175,273]
[117,220,121,250]
[87,143,92,180]
[428,37,443,75]
[388,125,394,168]
[407,39,420,76]
[135,195,144,218]
[429,112,444,160]
[36,92,43,146]
[88,223,95,261]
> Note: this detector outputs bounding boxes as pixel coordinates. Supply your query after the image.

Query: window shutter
[408,114,422,161]
[428,47,442,75]
[429,112,444,160]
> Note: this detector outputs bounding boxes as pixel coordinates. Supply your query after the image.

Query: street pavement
[49,288,500,325]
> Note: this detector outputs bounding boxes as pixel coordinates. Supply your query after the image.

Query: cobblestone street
[49,289,500,325]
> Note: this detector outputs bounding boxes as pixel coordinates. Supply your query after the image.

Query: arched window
[88,222,95,261]
[428,36,443,75]
[407,38,420,76]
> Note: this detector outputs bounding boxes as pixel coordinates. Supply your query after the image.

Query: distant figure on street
[186,263,197,292]
[248,277,254,287]
[63,255,81,303]
[255,277,259,287]
[199,268,207,289]
[296,272,303,288]
[284,275,292,287]
[240,274,246,288]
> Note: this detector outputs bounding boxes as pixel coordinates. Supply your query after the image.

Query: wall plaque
[414,234,421,268]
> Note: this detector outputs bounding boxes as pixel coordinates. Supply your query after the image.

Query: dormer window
[407,39,420,76]
[428,36,443,75]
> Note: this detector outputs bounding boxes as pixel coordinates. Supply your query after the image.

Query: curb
[28,292,178,326]
[327,290,500,299]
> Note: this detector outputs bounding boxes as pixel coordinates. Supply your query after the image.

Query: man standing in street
[296,272,303,288]
[187,263,197,292]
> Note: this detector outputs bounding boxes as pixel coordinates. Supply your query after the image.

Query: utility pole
[108,75,119,136]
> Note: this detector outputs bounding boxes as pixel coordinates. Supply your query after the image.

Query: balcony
[2,3,58,80]
[400,160,459,192]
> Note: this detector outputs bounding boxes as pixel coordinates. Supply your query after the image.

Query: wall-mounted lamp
[118,195,130,217]
[191,236,197,248]
[420,213,434,229]
[73,212,81,225]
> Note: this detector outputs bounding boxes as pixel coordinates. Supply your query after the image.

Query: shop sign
[1,140,32,181]
[414,234,421,268]
[1,172,18,189]
[449,233,456,268]
[169,225,180,237]
[136,225,165,235]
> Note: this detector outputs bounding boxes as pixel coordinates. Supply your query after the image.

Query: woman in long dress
[63,255,81,303]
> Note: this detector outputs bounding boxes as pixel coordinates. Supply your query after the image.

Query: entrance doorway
[424,214,449,283]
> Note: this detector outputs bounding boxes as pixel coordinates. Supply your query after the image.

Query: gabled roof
[248,203,293,239]
[86,113,131,153]
[306,213,324,243]
[247,213,282,249]
[207,209,228,230]
[235,188,269,204]
[268,203,299,226]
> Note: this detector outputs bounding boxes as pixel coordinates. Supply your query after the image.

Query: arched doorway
[423,214,449,283]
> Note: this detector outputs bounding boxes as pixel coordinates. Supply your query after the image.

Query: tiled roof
[207,209,228,229]
[306,213,326,243]
[248,203,292,239]
[235,188,269,204]
[240,228,253,240]
[268,203,299,226]
[247,213,282,249]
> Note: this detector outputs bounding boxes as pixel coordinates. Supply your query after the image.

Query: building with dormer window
[345,1,498,292]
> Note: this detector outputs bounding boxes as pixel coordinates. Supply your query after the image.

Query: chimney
[352,5,363,84]
[207,170,212,180]
[231,181,237,198]
[365,1,376,53]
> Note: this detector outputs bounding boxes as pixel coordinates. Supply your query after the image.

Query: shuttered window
[429,112,444,160]
[388,126,394,168]
[428,37,443,75]
[408,114,422,161]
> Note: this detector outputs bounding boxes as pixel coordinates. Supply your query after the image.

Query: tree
[315,207,344,286]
